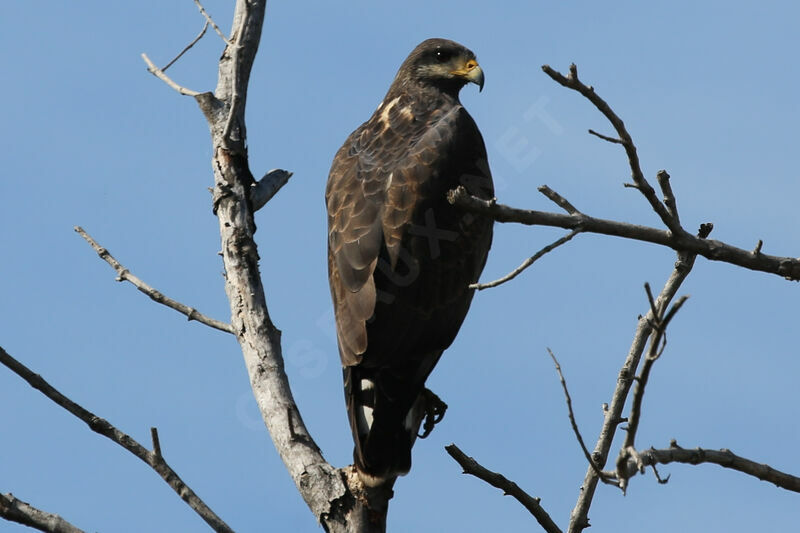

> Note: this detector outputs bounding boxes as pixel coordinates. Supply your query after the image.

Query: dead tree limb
[161,21,209,72]
[541,64,681,235]
[451,64,800,284]
[616,441,800,493]
[74,226,234,334]
[622,292,690,453]
[0,493,84,533]
[567,251,695,532]
[142,52,201,97]
[187,2,352,528]
[448,186,800,282]
[446,444,562,533]
[0,347,233,533]
[471,230,580,290]
[142,2,390,531]
[546,349,612,485]
[193,0,230,44]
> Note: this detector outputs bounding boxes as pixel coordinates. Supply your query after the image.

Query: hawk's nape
[326,38,494,486]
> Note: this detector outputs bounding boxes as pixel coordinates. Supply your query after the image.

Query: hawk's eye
[434,49,451,62]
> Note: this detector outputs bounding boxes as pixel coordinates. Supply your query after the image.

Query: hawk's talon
[417,388,448,439]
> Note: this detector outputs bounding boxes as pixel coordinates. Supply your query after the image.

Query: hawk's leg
[417,388,448,439]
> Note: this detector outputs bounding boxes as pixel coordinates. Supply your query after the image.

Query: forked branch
[453,64,799,286]
[616,441,800,493]
[193,0,230,44]
[0,347,233,533]
[448,187,800,281]
[141,53,201,96]
[622,290,690,453]
[567,251,696,532]
[541,64,681,235]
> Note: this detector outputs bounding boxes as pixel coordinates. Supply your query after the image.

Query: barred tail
[344,366,427,486]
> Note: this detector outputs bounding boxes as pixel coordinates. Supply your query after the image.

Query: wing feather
[327,97,476,366]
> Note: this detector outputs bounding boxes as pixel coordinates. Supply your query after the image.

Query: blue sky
[2,1,799,532]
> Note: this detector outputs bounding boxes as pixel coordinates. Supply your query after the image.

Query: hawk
[326,38,494,485]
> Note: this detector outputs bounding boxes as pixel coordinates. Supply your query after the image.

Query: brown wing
[326,95,454,366]
[326,130,382,366]
[358,106,494,367]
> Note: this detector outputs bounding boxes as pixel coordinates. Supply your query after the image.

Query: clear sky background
[2,1,799,532]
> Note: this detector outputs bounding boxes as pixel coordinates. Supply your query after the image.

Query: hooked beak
[451,59,485,92]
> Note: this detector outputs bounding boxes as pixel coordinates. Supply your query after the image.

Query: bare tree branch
[139,2,390,530]
[615,290,689,494]
[445,444,562,533]
[151,427,163,459]
[74,226,234,335]
[538,185,581,215]
[162,21,209,72]
[141,53,201,96]
[568,249,698,532]
[1,493,84,533]
[193,0,231,44]
[616,441,800,493]
[447,187,800,281]
[471,230,580,290]
[546,349,613,485]
[622,293,689,452]
[251,168,293,212]
[541,64,682,235]
[186,3,394,531]
[656,170,680,224]
[0,347,233,533]
[587,129,623,144]
[204,0,341,510]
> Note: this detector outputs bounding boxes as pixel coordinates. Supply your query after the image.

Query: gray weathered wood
[195,2,393,530]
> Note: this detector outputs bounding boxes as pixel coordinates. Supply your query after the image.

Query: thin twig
[151,427,162,459]
[616,441,800,493]
[588,129,623,144]
[0,347,233,533]
[643,282,658,319]
[538,185,581,215]
[656,170,680,225]
[660,294,689,329]
[445,444,562,533]
[1,492,84,533]
[74,226,234,334]
[194,0,231,44]
[541,64,683,236]
[471,230,580,290]
[547,349,613,484]
[162,21,209,72]
[651,464,670,484]
[447,186,800,281]
[141,53,201,96]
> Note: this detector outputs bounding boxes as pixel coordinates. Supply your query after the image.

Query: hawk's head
[397,38,484,94]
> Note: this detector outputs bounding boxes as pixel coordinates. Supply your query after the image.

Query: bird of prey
[326,38,494,486]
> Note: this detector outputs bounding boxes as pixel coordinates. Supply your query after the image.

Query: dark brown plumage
[326,38,494,485]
